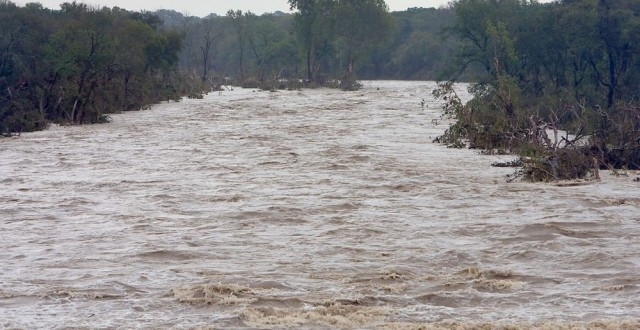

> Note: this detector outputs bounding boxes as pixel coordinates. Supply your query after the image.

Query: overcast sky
[13,0,467,16]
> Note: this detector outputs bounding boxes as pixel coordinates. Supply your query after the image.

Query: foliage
[2,0,467,133]
[286,0,393,90]
[157,3,465,89]
[0,1,186,134]
[435,0,640,181]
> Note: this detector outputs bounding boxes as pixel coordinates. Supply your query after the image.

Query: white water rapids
[1,81,639,329]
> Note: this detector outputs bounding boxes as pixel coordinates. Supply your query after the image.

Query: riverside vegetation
[433,0,640,181]
[2,0,639,181]
[1,0,456,135]
[0,1,191,132]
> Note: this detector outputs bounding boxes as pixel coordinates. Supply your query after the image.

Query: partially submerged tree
[198,15,223,83]
[333,0,393,90]
[288,0,393,89]
[226,9,253,80]
[288,0,334,83]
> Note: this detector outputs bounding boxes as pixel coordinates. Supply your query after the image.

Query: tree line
[160,3,461,90]
[2,0,462,135]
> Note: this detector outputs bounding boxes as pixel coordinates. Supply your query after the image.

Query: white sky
[13,0,554,17]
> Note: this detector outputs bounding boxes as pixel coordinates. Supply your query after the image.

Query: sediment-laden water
[1,81,639,329]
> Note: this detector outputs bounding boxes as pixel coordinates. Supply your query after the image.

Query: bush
[433,81,640,182]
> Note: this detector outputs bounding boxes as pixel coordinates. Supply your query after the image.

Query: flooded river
[1,81,639,329]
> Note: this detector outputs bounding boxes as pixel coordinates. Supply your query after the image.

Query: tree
[288,0,392,88]
[247,15,292,80]
[333,0,392,89]
[227,9,251,79]
[198,15,223,83]
[288,0,334,82]
[0,0,52,133]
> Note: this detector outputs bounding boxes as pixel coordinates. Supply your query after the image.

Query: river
[1,81,639,329]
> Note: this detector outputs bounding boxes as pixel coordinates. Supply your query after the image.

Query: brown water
[1,81,639,329]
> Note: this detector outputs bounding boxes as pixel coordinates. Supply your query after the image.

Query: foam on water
[1,81,639,328]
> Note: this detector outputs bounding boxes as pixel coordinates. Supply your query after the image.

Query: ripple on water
[1,81,639,329]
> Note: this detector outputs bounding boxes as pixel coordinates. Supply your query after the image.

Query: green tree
[333,0,392,89]
[227,9,251,79]
[0,0,52,133]
[288,0,334,82]
[247,15,293,81]
[198,15,223,83]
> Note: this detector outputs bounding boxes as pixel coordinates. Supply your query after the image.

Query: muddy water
[1,81,639,329]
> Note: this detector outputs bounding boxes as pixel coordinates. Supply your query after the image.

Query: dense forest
[2,0,639,180]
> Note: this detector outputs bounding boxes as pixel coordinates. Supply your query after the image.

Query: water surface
[1,81,639,329]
